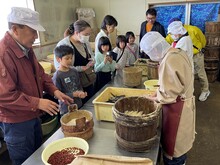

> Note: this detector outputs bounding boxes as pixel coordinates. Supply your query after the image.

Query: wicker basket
[60,104,94,140]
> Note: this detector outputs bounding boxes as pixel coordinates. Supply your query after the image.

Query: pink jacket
[0,32,58,123]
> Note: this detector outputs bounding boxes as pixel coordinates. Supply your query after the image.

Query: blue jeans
[0,118,42,165]
[163,154,187,165]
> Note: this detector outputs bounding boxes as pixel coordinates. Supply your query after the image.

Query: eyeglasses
[147,17,156,20]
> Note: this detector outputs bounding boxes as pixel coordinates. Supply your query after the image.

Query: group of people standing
[53,14,141,113]
[0,6,210,165]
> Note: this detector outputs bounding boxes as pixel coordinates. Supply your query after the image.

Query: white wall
[33,0,80,59]
[80,0,146,41]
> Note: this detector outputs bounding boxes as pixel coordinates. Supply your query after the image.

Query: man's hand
[38,99,59,116]
[54,90,74,105]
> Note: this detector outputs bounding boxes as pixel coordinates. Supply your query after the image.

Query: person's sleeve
[86,42,95,59]
[139,22,145,42]
[157,53,185,104]
[109,60,116,71]
[160,24,166,38]
[95,32,101,54]
[195,26,206,48]
[135,43,139,59]
[94,53,105,72]
[0,56,39,111]
[116,50,129,69]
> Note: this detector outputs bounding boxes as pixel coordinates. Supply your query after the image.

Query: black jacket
[139,21,166,58]
[139,20,166,41]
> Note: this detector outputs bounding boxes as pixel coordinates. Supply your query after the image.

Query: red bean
[47,147,85,165]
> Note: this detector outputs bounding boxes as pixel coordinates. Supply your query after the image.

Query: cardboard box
[92,87,154,122]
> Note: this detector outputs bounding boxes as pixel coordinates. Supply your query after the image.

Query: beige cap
[7,7,45,31]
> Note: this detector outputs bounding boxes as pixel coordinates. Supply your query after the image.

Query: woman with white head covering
[167,21,194,67]
[140,32,196,165]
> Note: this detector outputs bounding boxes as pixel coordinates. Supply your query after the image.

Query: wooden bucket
[205,68,219,83]
[204,59,219,69]
[123,67,142,87]
[147,59,159,79]
[205,22,220,35]
[204,46,220,60]
[205,34,220,47]
[60,104,94,140]
[113,96,161,152]
[134,58,148,76]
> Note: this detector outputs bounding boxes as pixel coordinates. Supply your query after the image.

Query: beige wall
[34,0,80,45]
[33,0,80,59]
[80,0,216,41]
[80,0,146,40]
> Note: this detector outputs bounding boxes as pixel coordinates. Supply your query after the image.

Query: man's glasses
[147,17,156,20]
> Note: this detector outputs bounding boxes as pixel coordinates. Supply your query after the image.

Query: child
[94,36,116,92]
[125,31,139,65]
[52,45,87,115]
[113,35,129,77]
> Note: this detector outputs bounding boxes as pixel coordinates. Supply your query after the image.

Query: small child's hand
[107,56,113,63]
[86,60,95,67]
[104,55,108,64]
[78,91,87,98]
[81,66,89,71]
[73,91,87,98]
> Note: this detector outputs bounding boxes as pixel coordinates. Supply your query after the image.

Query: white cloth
[167,21,187,35]
[174,36,194,72]
[113,47,129,77]
[140,32,170,62]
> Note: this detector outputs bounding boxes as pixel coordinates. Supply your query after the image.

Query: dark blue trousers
[0,118,42,165]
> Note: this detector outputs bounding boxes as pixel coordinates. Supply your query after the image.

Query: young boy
[53,45,87,115]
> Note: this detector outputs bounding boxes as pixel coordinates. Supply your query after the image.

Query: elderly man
[0,7,73,165]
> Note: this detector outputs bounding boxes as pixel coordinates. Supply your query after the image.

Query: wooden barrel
[205,34,220,47]
[60,105,94,140]
[204,59,219,69]
[204,46,220,60]
[123,67,142,87]
[113,96,161,152]
[205,22,220,35]
[147,59,159,79]
[205,68,219,83]
[134,58,148,76]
